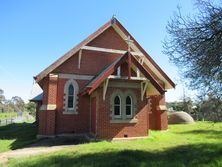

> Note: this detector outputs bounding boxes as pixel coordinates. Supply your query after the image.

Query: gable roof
[34,17,175,89]
[81,52,165,95]
[34,19,113,83]
[29,83,43,102]
[113,20,175,89]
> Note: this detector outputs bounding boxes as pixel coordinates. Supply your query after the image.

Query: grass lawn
[0,112,17,121]
[7,121,222,167]
[0,122,37,153]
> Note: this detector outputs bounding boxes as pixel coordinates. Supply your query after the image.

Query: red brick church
[31,17,175,140]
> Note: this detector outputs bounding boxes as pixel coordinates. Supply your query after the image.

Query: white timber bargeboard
[81,46,143,56]
[111,24,173,89]
[78,49,82,69]
[108,75,147,81]
[103,78,109,100]
[141,81,149,101]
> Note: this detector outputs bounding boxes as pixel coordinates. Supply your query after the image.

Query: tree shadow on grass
[28,136,89,147]
[0,123,90,150]
[12,143,222,167]
[0,122,37,150]
[176,129,222,140]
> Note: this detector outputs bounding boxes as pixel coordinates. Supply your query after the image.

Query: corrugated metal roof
[29,83,43,102]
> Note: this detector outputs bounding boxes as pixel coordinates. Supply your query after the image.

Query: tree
[0,89,5,104]
[11,96,25,112]
[197,94,222,121]
[3,99,15,112]
[167,98,193,113]
[25,102,36,117]
[163,0,222,98]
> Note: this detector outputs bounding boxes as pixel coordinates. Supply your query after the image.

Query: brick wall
[88,27,128,50]
[35,102,42,126]
[95,86,149,139]
[149,95,168,130]
[38,110,56,135]
[50,78,90,134]
[41,77,49,105]
[37,75,58,136]
[53,27,130,77]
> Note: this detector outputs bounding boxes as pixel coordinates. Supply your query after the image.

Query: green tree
[167,99,193,113]
[0,89,5,104]
[199,95,222,121]
[25,102,36,117]
[11,96,25,112]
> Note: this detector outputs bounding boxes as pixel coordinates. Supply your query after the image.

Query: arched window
[68,84,74,109]
[63,79,79,113]
[114,96,121,117]
[126,96,132,118]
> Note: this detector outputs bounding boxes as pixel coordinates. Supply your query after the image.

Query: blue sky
[0,0,196,102]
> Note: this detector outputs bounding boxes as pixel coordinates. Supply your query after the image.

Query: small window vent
[124,134,128,138]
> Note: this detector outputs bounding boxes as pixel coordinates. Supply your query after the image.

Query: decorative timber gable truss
[34,17,175,90]
[81,52,166,101]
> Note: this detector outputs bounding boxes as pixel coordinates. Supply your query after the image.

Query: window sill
[63,111,78,115]
[110,118,138,124]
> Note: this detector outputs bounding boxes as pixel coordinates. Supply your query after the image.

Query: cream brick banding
[58,73,94,80]
[110,119,138,124]
[40,104,57,111]
[156,105,167,111]
[49,73,58,78]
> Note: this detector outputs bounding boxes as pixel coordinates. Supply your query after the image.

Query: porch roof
[81,52,165,95]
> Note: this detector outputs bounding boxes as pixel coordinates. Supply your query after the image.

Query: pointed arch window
[63,79,79,114]
[110,91,136,121]
[126,96,132,118]
[114,96,121,118]
[68,84,75,109]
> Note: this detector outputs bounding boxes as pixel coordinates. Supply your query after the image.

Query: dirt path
[0,145,70,165]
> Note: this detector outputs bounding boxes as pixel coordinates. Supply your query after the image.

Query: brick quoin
[149,95,168,130]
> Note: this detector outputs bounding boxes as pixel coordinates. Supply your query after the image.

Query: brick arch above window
[63,79,79,114]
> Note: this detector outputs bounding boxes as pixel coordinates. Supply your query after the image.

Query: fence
[0,118,14,126]
[0,114,34,126]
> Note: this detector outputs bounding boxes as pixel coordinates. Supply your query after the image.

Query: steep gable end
[52,27,130,76]
[35,19,113,82]
[35,17,175,90]
[88,27,128,50]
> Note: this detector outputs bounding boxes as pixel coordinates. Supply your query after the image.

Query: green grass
[7,122,222,167]
[0,112,17,120]
[0,122,37,153]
